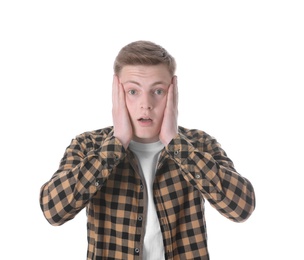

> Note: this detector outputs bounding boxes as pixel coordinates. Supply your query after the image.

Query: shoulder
[72,126,114,150]
[178,126,213,141]
[178,126,220,150]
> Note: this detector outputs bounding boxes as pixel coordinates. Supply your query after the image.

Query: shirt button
[94,181,100,187]
[138,215,143,221]
[140,184,144,190]
[174,150,179,155]
[195,174,201,179]
[134,248,140,254]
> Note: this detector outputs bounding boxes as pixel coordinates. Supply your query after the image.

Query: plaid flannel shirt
[40,126,255,260]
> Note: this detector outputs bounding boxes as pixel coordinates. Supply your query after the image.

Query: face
[119,64,172,143]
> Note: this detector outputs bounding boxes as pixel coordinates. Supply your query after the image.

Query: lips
[138,117,152,122]
[137,117,153,126]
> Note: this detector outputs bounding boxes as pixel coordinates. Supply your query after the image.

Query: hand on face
[112,71,178,148]
[112,75,133,149]
[159,76,178,146]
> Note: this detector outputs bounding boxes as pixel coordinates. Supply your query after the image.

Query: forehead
[119,65,172,83]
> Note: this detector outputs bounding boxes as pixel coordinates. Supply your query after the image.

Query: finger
[166,83,174,109]
[167,76,178,109]
[118,82,125,106]
[112,75,119,105]
[112,75,125,107]
[173,76,178,108]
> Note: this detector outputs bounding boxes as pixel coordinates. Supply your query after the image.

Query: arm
[166,130,255,222]
[159,77,254,222]
[39,132,125,226]
[112,75,133,149]
[41,75,132,226]
[159,76,178,145]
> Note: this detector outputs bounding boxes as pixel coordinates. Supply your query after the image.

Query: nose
[141,104,152,110]
[140,93,153,110]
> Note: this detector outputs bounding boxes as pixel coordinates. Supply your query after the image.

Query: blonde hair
[114,40,176,76]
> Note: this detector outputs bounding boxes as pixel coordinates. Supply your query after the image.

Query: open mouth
[138,118,152,122]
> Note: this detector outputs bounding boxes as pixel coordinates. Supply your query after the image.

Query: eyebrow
[123,80,168,87]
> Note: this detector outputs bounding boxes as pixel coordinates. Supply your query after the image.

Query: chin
[133,132,159,143]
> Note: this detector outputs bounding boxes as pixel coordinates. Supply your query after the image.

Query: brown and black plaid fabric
[40,126,255,260]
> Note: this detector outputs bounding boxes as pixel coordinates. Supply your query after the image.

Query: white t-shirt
[129,140,165,260]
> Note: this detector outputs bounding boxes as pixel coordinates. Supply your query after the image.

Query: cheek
[161,98,167,109]
[156,99,167,117]
[125,98,136,116]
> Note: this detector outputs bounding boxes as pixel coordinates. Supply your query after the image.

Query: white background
[1,0,303,259]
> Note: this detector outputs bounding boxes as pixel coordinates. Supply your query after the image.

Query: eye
[154,89,164,95]
[128,89,137,95]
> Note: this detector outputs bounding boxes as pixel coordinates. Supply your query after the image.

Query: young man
[40,40,255,260]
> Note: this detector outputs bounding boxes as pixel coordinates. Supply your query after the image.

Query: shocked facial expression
[119,64,172,143]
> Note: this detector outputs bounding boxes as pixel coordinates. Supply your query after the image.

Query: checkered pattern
[40,126,255,259]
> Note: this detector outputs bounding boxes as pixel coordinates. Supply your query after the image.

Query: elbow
[39,185,67,226]
[233,207,255,223]
[232,179,256,223]
[42,208,66,226]
[225,206,255,223]
[40,202,66,226]
[228,192,256,223]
